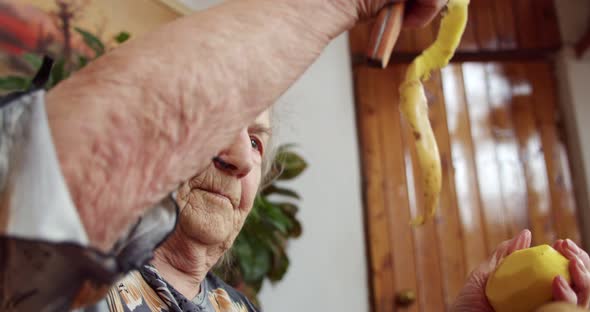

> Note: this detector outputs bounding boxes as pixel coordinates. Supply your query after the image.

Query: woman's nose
[214,129,254,178]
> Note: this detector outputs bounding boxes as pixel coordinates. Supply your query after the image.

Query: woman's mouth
[198,187,236,208]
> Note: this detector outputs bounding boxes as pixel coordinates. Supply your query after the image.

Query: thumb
[450,230,533,312]
[489,229,532,270]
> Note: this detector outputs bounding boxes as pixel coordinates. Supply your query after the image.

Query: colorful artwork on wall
[0,0,98,79]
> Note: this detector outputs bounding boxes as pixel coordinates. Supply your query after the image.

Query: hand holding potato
[451,231,590,312]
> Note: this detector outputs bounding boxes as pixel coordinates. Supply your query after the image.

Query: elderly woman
[1,0,589,311]
[79,111,273,312]
[1,0,449,309]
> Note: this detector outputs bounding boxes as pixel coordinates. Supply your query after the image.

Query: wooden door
[354,61,582,312]
[351,1,575,310]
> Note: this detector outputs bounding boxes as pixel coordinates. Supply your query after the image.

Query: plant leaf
[261,184,300,199]
[114,31,131,44]
[268,249,290,282]
[277,143,298,152]
[22,53,42,70]
[248,276,264,293]
[273,203,301,237]
[266,208,293,235]
[236,235,271,283]
[276,202,299,217]
[49,59,68,88]
[237,284,261,307]
[276,150,307,180]
[78,55,89,69]
[288,218,302,238]
[0,76,29,91]
[233,235,253,277]
[75,27,105,56]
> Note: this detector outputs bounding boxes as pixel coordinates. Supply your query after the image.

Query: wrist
[282,0,358,42]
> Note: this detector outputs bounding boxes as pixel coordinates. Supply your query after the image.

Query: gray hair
[258,108,279,191]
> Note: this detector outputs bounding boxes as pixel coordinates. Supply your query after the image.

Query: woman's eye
[250,137,263,154]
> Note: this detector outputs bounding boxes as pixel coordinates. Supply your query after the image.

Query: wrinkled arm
[46,0,357,251]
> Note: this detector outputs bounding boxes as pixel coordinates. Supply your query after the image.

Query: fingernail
[517,230,531,248]
[517,236,527,249]
[566,239,579,255]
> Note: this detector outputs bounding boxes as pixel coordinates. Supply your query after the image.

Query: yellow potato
[536,302,587,312]
[486,245,571,312]
[400,0,470,225]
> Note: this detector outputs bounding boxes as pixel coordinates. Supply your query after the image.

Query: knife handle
[366,3,405,68]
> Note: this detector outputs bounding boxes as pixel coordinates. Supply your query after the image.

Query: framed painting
[0,0,184,81]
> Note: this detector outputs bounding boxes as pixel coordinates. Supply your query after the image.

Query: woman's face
[176,111,271,249]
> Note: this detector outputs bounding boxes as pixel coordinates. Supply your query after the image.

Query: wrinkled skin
[46,0,449,252]
[175,111,271,250]
[152,111,271,299]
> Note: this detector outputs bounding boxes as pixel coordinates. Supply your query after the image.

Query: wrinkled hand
[354,0,447,27]
[551,239,590,309]
[451,230,533,312]
[451,230,590,312]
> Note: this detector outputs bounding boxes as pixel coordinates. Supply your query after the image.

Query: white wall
[258,34,368,312]
[554,0,590,250]
[177,1,369,311]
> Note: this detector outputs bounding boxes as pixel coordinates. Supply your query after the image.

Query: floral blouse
[87,265,258,312]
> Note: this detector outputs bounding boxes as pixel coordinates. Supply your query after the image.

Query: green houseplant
[0,27,129,92]
[0,4,306,306]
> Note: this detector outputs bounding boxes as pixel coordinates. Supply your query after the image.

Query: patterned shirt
[97,265,258,312]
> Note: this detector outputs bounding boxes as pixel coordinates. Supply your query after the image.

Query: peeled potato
[486,245,571,312]
[400,0,470,225]
[536,302,587,312]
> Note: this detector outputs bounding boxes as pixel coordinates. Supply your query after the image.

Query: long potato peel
[400,0,470,225]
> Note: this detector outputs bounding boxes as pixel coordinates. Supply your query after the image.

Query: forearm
[46,0,356,251]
